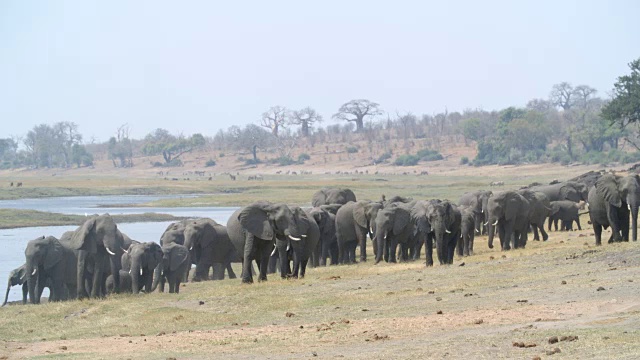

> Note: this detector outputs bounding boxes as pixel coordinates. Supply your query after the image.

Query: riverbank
[0,209,187,229]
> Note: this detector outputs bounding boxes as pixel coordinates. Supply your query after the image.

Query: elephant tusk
[370,226,374,233]
[445,229,451,234]
[475,229,480,234]
[492,220,498,226]
[288,235,301,241]
[628,204,631,211]
[106,247,116,256]
[31,268,37,276]
[270,246,277,257]
[301,234,307,238]
[286,244,290,251]
[189,246,193,251]
[129,269,132,274]
[484,222,488,226]
[121,247,128,254]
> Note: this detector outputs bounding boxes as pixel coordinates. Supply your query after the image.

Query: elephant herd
[3,171,639,305]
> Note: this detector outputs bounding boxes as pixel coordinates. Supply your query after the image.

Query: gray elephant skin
[487,191,530,251]
[3,264,29,306]
[458,190,491,235]
[373,203,414,264]
[529,181,588,203]
[227,202,302,283]
[122,242,163,294]
[307,205,340,266]
[335,200,382,264]
[64,214,125,299]
[25,236,77,303]
[151,243,191,293]
[457,205,476,257]
[549,200,586,231]
[183,218,238,281]
[311,188,356,207]
[268,206,320,278]
[517,189,552,241]
[588,174,640,244]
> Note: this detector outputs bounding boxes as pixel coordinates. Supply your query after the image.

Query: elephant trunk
[2,278,11,307]
[435,229,447,265]
[130,260,141,294]
[487,218,496,249]
[151,263,162,292]
[374,232,385,264]
[109,253,122,294]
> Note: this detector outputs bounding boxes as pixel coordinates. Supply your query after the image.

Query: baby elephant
[106,270,133,295]
[548,200,586,231]
[151,243,190,294]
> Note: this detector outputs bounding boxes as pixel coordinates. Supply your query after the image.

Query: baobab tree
[289,107,323,137]
[261,106,288,137]
[332,99,382,132]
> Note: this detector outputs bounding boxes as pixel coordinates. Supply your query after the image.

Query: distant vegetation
[1,58,638,169]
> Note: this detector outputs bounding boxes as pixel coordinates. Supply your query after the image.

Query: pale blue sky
[1,0,637,141]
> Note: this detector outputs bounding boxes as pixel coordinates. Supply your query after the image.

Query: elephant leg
[548,217,552,231]
[425,234,434,267]
[300,259,308,278]
[267,251,278,275]
[532,225,540,241]
[90,257,104,298]
[499,223,508,250]
[539,224,549,241]
[575,217,582,231]
[174,276,181,294]
[337,241,345,265]
[76,252,88,299]
[388,238,398,263]
[620,207,630,241]
[241,233,255,284]
[258,243,270,282]
[144,271,153,292]
[277,242,288,279]
[226,261,237,279]
[456,234,463,257]
[593,223,602,245]
[329,243,339,265]
[356,227,367,262]
[319,239,328,266]
[21,283,28,304]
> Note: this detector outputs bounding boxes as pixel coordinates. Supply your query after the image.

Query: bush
[298,153,311,163]
[244,158,262,165]
[394,154,420,166]
[268,156,296,166]
[346,146,358,154]
[460,156,469,165]
[375,151,393,163]
[219,153,225,157]
[416,149,444,161]
[205,159,217,167]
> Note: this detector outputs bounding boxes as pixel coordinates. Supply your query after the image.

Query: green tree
[602,58,640,148]
[142,129,206,165]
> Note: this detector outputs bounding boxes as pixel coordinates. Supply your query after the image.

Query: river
[0,195,238,304]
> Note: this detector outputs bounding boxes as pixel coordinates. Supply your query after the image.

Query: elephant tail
[150,263,162,292]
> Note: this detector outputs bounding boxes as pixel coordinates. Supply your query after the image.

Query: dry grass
[1,223,639,359]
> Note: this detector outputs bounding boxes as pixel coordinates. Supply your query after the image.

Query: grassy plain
[0,163,639,358]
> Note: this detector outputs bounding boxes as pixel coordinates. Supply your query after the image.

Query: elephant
[64,214,126,299]
[306,205,340,266]
[569,170,603,189]
[106,270,133,295]
[373,203,414,264]
[227,202,302,283]
[3,264,28,306]
[415,201,461,266]
[268,206,320,278]
[335,200,383,264]
[24,236,77,304]
[410,199,441,261]
[588,174,640,245]
[183,218,238,281]
[487,191,531,251]
[122,242,163,294]
[160,220,191,246]
[311,188,356,207]
[517,189,552,241]
[151,243,190,293]
[457,205,476,257]
[458,190,492,235]
[529,181,589,203]
[548,200,586,231]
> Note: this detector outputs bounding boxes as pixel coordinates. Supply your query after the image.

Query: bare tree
[261,106,288,137]
[396,111,417,154]
[550,82,574,110]
[572,85,597,108]
[332,99,382,132]
[289,107,323,137]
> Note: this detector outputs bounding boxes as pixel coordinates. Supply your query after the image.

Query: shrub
[376,151,393,163]
[219,153,225,158]
[244,158,262,165]
[460,156,469,165]
[416,149,443,161]
[346,146,358,154]
[394,154,420,166]
[298,153,311,163]
[205,159,217,167]
[268,156,296,166]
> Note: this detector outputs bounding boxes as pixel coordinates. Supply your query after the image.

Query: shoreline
[0,209,188,229]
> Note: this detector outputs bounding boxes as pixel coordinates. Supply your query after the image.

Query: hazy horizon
[1,1,637,142]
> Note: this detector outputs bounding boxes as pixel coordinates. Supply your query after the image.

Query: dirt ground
[2,227,639,359]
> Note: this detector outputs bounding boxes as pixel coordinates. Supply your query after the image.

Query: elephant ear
[559,183,581,202]
[353,202,368,228]
[293,208,311,237]
[170,245,189,272]
[43,237,63,270]
[392,207,411,235]
[311,190,327,207]
[239,203,273,240]
[70,218,97,252]
[504,193,519,222]
[596,174,622,207]
[151,243,164,265]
